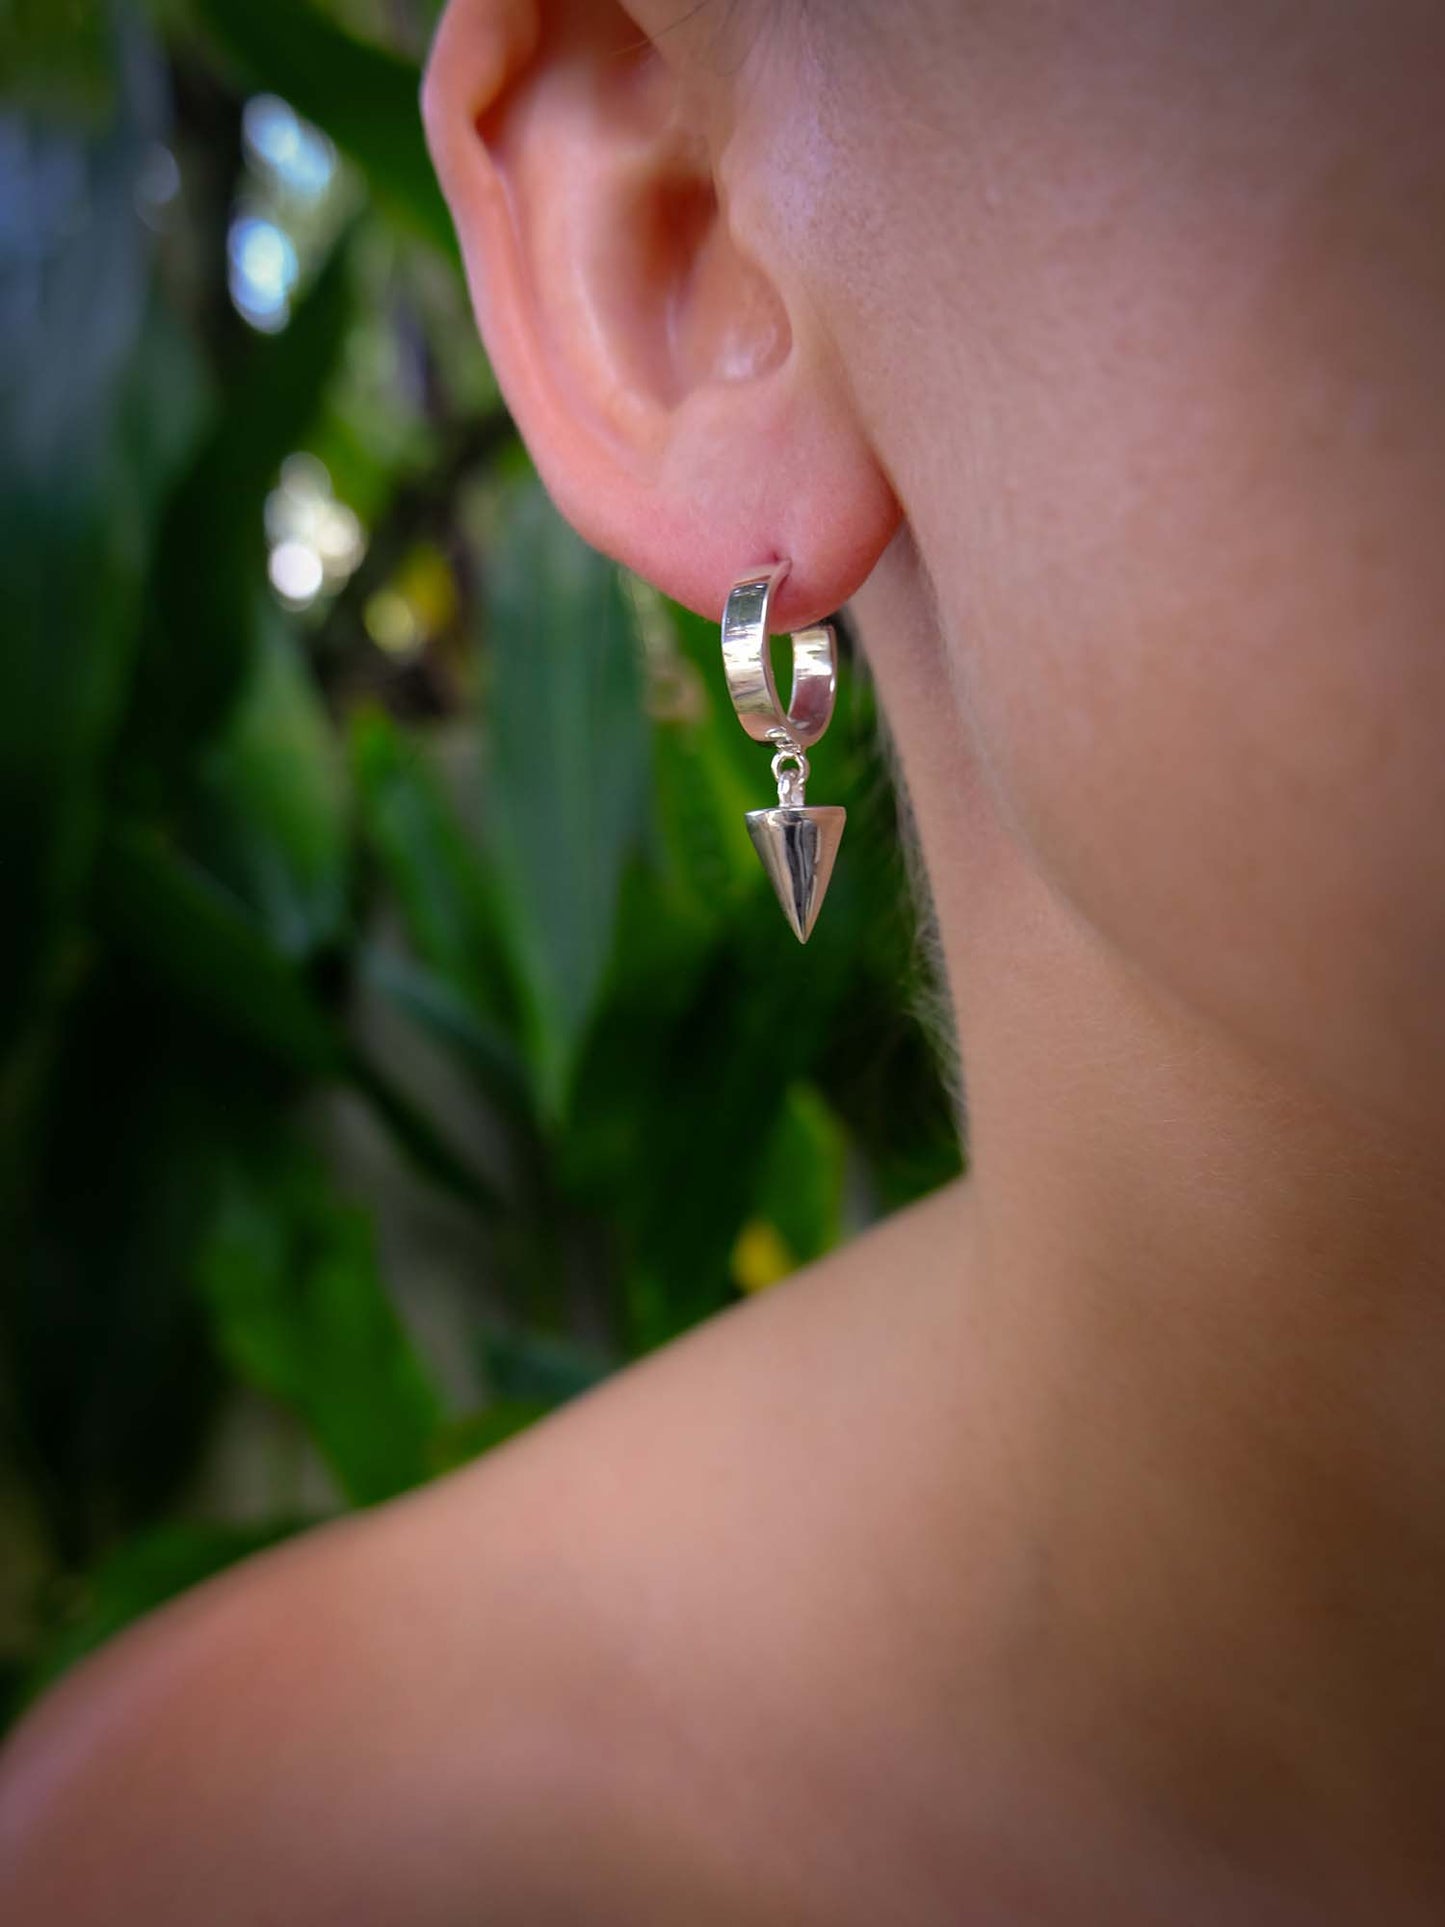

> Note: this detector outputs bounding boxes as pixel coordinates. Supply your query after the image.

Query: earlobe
[423,0,898,628]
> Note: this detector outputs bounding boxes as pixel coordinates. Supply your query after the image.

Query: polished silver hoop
[720,560,838,753]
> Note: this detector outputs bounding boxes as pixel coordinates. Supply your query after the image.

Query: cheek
[976,546,1445,1139]
[953,173,1445,1134]
[794,3,1445,1129]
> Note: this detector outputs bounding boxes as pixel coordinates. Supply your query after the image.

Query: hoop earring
[721,560,846,943]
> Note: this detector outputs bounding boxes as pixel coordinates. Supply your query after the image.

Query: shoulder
[0,1412,663,1924]
[0,1181,976,1927]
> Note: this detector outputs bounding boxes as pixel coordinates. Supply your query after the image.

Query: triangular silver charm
[745,806,846,943]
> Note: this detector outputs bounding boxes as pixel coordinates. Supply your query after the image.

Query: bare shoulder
[0,1182,978,1927]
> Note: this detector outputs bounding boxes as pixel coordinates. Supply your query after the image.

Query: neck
[851,529,1445,1899]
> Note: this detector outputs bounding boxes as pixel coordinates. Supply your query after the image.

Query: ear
[422,0,899,630]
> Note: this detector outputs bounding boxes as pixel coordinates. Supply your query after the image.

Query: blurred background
[0,0,961,1730]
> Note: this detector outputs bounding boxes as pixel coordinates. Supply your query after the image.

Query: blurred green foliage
[0,0,961,1726]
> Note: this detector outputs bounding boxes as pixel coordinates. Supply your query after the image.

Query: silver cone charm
[746,806,846,944]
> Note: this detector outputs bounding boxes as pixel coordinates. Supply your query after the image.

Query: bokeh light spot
[228,214,298,332]
[269,539,325,607]
[242,95,336,201]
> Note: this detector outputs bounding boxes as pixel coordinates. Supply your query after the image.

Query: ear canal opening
[661,173,792,397]
[584,158,791,411]
[654,172,721,405]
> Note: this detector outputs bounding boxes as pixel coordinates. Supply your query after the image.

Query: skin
[4,0,1445,1918]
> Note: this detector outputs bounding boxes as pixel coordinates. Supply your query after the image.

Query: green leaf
[481,485,650,1122]
[344,1048,505,1219]
[24,1520,300,1703]
[198,1137,445,1505]
[192,608,352,959]
[358,944,530,1122]
[649,718,762,931]
[350,705,522,1035]
[195,0,454,255]
[116,284,215,528]
[580,888,861,1349]
[753,1082,849,1269]
[813,987,966,1213]
[4,975,250,1566]
[134,223,357,767]
[0,12,168,1089]
[4,0,114,123]
[428,1399,552,1474]
[479,1326,612,1406]
[95,825,504,1216]
[95,823,347,1078]
[622,582,766,937]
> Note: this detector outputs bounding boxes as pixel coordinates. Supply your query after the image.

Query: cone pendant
[746,806,846,944]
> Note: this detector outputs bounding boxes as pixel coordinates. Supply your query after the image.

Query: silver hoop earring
[721,560,846,944]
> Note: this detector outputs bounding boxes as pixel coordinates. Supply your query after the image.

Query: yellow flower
[731,1219,797,1295]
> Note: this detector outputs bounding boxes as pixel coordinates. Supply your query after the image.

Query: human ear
[422,0,899,629]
